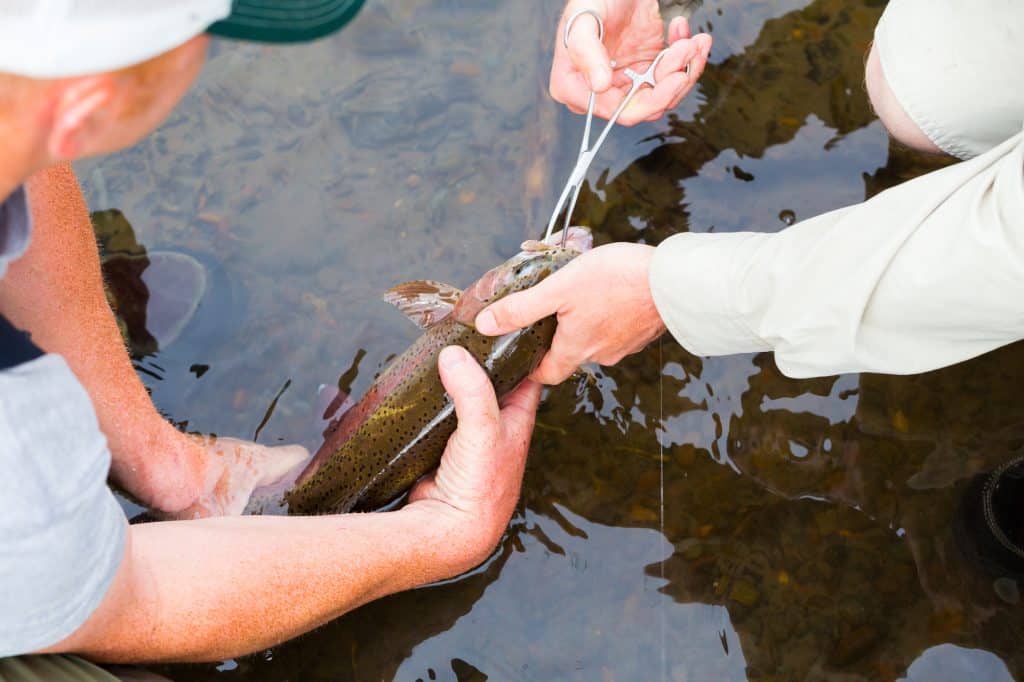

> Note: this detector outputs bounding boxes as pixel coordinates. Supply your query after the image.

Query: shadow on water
[77,0,1021,679]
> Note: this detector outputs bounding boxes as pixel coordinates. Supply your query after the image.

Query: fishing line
[658,335,667,681]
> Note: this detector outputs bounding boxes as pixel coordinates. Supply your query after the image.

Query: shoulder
[0,315,127,656]
[0,318,112,527]
[0,185,32,279]
[875,0,1024,159]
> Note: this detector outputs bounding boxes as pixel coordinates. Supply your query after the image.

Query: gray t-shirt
[0,187,126,656]
[0,186,30,278]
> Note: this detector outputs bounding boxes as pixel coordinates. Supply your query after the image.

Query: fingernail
[440,346,467,369]
[476,310,498,334]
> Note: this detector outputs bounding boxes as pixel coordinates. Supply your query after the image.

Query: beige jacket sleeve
[649,128,1024,378]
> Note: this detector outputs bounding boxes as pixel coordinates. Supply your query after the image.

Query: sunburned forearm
[0,164,202,510]
[40,341,537,663]
[46,506,474,663]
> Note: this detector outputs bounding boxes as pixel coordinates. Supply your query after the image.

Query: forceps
[544,9,674,246]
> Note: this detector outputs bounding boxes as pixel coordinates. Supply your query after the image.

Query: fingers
[499,378,542,419]
[496,379,541,458]
[475,275,563,336]
[438,346,500,451]
[616,34,712,125]
[624,72,690,125]
[425,348,534,517]
[254,444,311,487]
[550,58,593,113]
[531,342,584,385]
[668,16,691,43]
[654,35,700,82]
[564,11,612,92]
[549,3,613,111]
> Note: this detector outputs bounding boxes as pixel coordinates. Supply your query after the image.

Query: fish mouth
[522,226,593,254]
[451,230,589,327]
[555,225,593,253]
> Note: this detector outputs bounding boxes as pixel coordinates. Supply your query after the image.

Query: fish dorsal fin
[382,280,462,329]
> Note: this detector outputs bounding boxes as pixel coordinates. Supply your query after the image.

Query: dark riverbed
[77,1,1022,679]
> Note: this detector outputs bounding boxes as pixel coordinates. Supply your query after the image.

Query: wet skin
[287,243,586,514]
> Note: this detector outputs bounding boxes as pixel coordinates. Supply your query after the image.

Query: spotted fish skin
[286,243,585,515]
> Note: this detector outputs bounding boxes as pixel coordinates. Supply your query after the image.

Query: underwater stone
[729,579,760,607]
[994,577,1020,605]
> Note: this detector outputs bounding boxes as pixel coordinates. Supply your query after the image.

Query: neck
[0,101,56,203]
[0,167,29,204]
[0,141,45,203]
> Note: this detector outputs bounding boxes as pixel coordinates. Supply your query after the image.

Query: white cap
[0,0,232,79]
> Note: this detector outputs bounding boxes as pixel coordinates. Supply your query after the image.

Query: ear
[47,76,116,161]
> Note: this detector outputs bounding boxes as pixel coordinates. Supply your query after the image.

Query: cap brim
[207,0,365,43]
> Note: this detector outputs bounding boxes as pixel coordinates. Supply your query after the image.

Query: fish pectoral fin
[382,280,463,329]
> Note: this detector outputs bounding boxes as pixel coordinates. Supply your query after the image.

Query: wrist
[638,243,658,296]
[633,244,666,332]
[108,421,204,514]
[398,501,505,577]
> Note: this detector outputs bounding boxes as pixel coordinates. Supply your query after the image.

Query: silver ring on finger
[564,8,605,49]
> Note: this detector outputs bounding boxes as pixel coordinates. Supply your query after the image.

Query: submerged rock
[102,251,207,356]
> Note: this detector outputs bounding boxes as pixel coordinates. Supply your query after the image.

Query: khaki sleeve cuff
[649,232,772,358]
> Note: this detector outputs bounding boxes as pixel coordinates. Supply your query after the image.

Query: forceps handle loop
[564,9,605,168]
[544,44,673,246]
[564,9,605,48]
[546,9,607,245]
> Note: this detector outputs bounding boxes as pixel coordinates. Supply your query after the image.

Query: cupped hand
[407,346,541,566]
[474,243,666,385]
[166,436,310,519]
[551,0,712,125]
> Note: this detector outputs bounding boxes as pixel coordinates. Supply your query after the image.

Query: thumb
[566,13,613,92]
[475,279,561,336]
[438,346,500,455]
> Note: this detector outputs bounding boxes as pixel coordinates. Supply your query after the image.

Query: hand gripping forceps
[544,9,674,246]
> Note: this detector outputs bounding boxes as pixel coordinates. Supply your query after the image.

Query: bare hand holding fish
[286,228,593,514]
[475,242,666,385]
[406,346,541,556]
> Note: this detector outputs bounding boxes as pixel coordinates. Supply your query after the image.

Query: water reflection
[77,0,1022,679]
[903,644,1015,682]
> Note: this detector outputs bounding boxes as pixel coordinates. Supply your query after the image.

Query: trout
[286,227,592,514]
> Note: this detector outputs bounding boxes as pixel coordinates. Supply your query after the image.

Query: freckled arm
[0,163,205,512]
[38,340,540,664]
[40,507,485,663]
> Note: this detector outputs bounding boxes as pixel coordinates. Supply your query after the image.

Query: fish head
[453,226,592,326]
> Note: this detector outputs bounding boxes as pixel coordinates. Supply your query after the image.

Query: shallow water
[77,1,1022,680]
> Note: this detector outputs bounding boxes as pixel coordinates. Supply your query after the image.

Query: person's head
[0,0,365,174]
[0,37,210,166]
